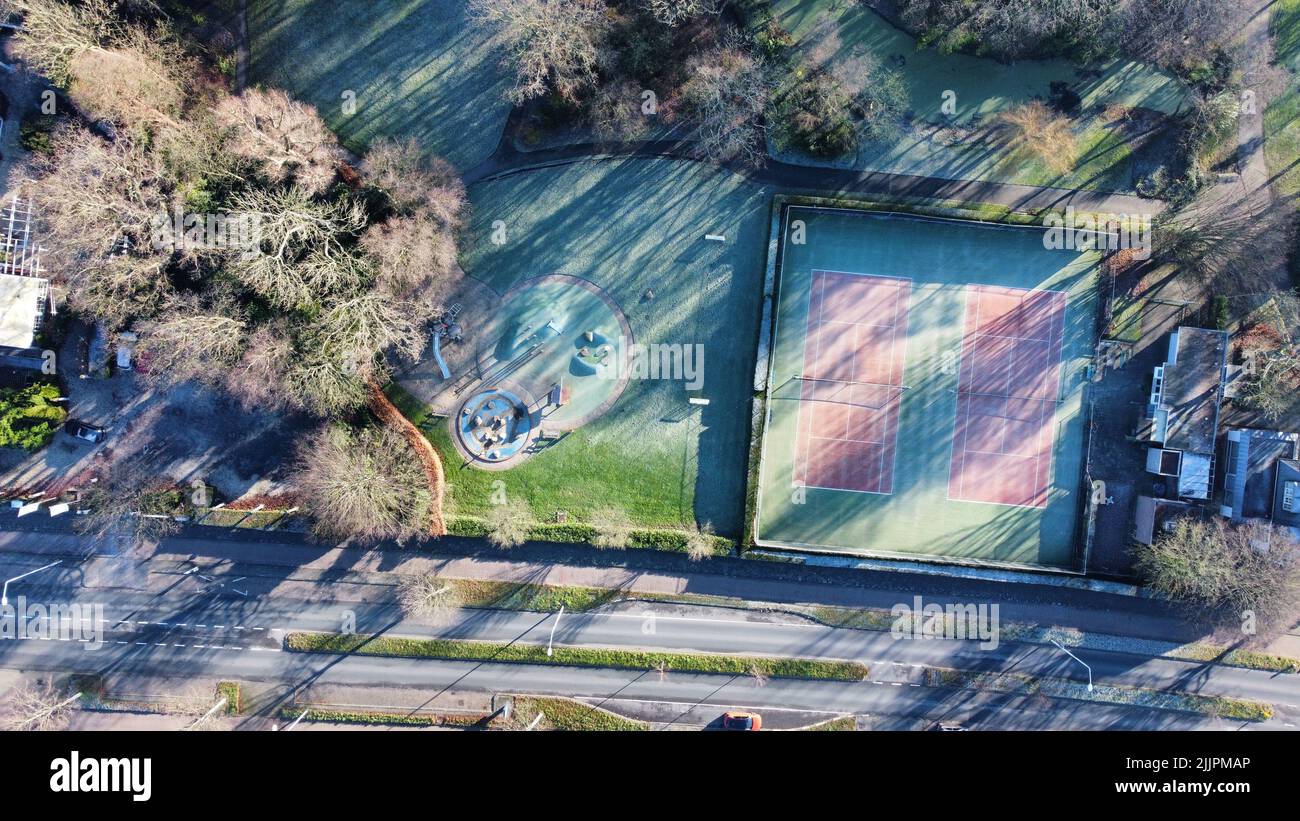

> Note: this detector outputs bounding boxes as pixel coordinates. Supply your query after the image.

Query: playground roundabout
[448,274,633,470]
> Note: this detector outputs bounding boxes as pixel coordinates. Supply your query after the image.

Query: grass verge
[922,666,1274,722]
[803,715,857,731]
[285,631,868,681]
[422,578,1300,677]
[279,707,493,728]
[215,681,241,716]
[443,579,622,612]
[507,696,648,731]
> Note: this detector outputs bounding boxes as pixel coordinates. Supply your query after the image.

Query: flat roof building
[1141,327,1228,500]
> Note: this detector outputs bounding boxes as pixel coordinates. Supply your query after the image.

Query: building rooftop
[1161,327,1227,455]
[1223,429,1299,520]
[0,274,47,349]
[1272,459,1300,530]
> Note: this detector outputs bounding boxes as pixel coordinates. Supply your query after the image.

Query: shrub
[589,506,634,549]
[755,20,794,61]
[1212,295,1230,330]
[994,101,1078,174]
[484,498,533,548]
[774,71,858,157]
[19,115,58,156]
[0,383,67,450]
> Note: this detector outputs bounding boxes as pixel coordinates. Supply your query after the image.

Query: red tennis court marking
[948,284,1066,508]
[793,271,910,494]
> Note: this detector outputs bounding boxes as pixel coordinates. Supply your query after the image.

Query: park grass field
[410,158,769,534]
[246,0,512,172]
[755,207,1101,568]
[1267,1,1300,202]
[754,0,1187,191]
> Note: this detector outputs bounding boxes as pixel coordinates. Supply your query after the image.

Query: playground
[442,275,633,468]
[756,207,1102,569]
[393,158,770,532]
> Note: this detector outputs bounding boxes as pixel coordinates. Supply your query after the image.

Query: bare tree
[36,123,168,267]
[1134,517,1300,626]
[678,39,768,166]
[283,341,370,417]
[8,0,117,87]
[316,286,428,370]
[896,0,1234,67]
[136,296,247,388]
[684,522,716,561]
[589,78,651,143]
[589,506,634,549]
[75,456,182,557]
[1120,0,1236,70]
[993,101,1077,174]
[216,88,343,194]
[64,27,191,130]
[225,323,296,411]
[71,253,174,330]
[0,680,78,731]
[397,575,462,623]
[360,138,466,223]
[469,0,608,104]
[485,498,533,548]
[227,187,368,310]
[11,0,191,129]
[641,0,722,28]
[1235,303,1300,421]
[293,424,432,543]
[359,215,459,297]
[1152,203,1287,291]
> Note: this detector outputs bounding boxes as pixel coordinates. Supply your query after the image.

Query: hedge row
[286,631,869,681]
[445,515,733,556]
[279,707,493,728]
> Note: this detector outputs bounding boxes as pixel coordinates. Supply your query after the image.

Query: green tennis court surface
[756,207,1101,569]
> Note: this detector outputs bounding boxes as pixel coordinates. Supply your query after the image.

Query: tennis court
[793,271,911,494]
[948,285,1066,508]
[755,206,1102,569]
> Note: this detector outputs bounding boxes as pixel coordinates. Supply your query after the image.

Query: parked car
[720,711,762,731]
[66,420,106,444]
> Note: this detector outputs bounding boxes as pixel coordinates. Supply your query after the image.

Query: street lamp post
[2,560,62,608]
[546,605,565,657]
[1050,639,1093,692]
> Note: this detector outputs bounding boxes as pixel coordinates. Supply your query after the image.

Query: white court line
[795,271,910,495]
[948,285,1066,509]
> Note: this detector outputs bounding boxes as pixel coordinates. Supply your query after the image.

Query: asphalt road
[1,549,1297,729]
[0,624,1229,731]
[0,514,1218,644]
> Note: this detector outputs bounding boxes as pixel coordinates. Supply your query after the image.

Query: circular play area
[457,387,534,463]
[450,274,632,469]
